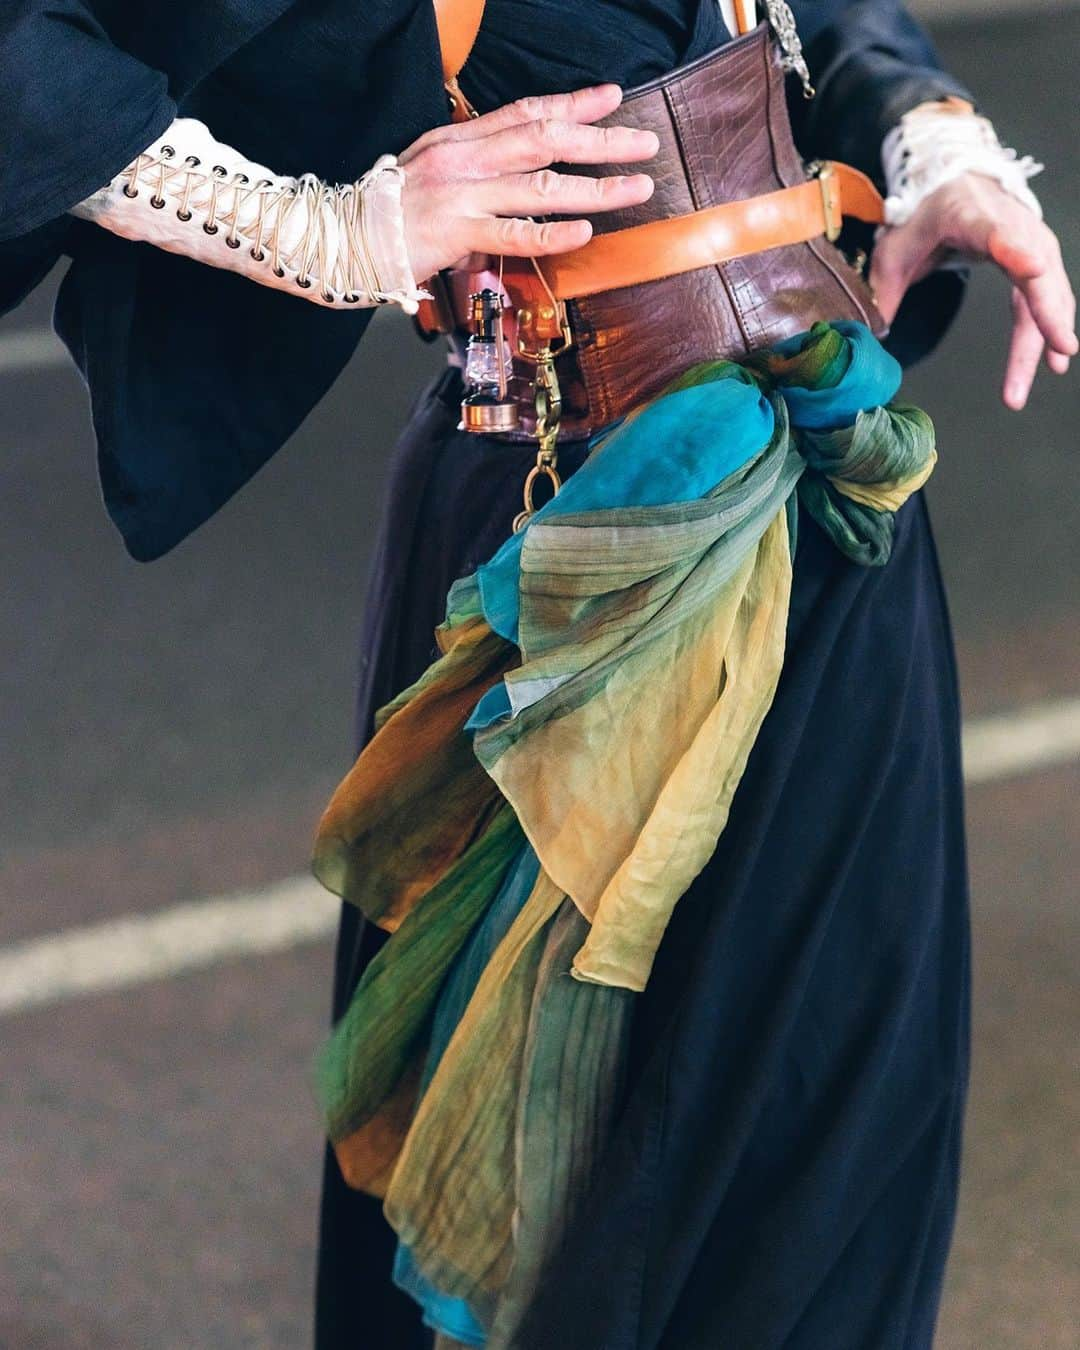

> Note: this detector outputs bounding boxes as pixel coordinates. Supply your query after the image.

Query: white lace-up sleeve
[71,117,430,313]
[881,98,1043,229]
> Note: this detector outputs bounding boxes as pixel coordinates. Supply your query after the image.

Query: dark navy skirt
[315,363,971,1350]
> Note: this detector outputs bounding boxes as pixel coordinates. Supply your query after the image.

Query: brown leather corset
[445,23,884,440]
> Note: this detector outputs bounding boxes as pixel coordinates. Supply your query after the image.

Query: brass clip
[516,298,573,362]
[511,343,564,533]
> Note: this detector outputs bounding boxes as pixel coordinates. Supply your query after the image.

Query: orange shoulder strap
[433,0,486,120]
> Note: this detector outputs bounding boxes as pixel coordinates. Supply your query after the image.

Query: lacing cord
[119,144,419,307]
[881,103,1043,229]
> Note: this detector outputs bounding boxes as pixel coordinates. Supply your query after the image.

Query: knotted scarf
[310,320,936,1344]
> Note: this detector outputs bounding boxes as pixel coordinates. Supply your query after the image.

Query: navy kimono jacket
[0,0,969,562]
[3,5,975,1348]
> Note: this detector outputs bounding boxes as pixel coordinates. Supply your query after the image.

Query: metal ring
[122,186,138,199]
[176,209,192,222]
[225,237,241,249]
[150,196,165,209]
[521,461,562,517]
[250,248,265,261]
[203,222,219,235]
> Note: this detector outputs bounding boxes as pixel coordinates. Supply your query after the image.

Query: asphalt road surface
[2,11,1077,1349]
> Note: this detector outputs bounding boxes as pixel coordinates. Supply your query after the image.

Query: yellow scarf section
[309,323,936,1312]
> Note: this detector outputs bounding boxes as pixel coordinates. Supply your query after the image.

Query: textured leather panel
[501,25,884,438]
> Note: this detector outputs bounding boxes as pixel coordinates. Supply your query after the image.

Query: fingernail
[620,173,655,198]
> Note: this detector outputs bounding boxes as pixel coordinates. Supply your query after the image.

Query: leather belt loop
[813,161,843,242]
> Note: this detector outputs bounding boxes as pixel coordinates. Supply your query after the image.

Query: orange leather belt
[417,160,884,341]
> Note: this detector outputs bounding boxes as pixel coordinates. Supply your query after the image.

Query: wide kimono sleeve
[0,0,448,562]
[0,1,176,242]
[787,0,976,366]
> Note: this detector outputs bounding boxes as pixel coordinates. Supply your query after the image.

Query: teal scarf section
[312,319,937,1348]
[465,318,903,653]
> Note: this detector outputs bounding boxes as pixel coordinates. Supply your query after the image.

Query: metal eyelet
[225,237,241,249]
[150,196,165,209]
[203,222,219,235]
[160,145,175,158]
[212,165,227,177]
[273,266,286,278]
[296,277,312,289]
[250,248,265,262]
[122,185,138,199]
[344,293,360,304]
[236,173,249,185]
[322,291,335,303]
[184,155,201,168]
[257,179,273,189]
[176,209,192,222]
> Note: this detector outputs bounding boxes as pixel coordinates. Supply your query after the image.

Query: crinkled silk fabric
[311,322,937,1343]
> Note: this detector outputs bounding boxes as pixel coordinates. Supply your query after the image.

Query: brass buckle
[811,161,843,243]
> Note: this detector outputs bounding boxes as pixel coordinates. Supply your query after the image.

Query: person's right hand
[397,84,659,281]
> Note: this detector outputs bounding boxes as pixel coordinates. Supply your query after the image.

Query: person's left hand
[869,170,1077,410]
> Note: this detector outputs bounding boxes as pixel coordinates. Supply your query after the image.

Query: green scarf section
[308,321,937,1336]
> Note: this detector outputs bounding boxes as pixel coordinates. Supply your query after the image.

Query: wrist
[881,98,1043,229]
[356,155,428,315]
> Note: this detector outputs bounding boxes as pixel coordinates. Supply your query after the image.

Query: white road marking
[0,877,337,1016]
[0,330,71,375]
[962,696,1080,785]
[0,698,1076,1018]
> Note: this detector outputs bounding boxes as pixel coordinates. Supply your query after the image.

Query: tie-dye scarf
[310,320,936,1344]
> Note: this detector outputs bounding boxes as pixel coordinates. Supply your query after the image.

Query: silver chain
[764,0,816,99]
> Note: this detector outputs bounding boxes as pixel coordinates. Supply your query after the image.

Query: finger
[1003,287,1045,411]
[471,168,654,216]
[1011,255,1079,359]
[1046,348,1071,375]
[402,85,625,157]
[452,118,660,178]
[463,215,595,258]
